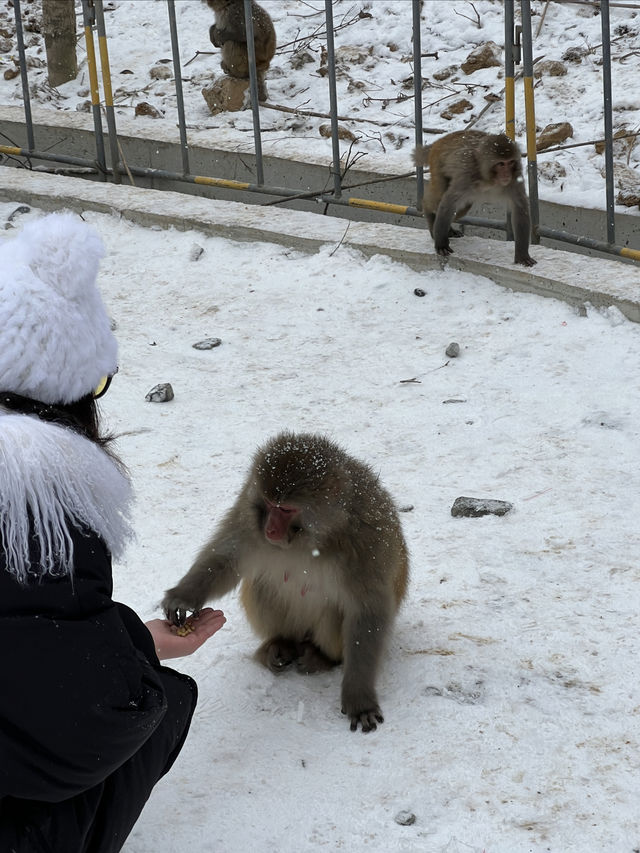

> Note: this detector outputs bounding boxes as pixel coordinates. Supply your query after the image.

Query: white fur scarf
[0,411,134,582]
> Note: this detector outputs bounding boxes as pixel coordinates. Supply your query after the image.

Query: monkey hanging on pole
[162,432,409,733]
[413,130,537,267]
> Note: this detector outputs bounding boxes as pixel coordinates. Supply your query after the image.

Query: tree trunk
[42,0,78,88]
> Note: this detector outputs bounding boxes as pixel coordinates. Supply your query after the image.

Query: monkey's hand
[341,686,384,733]
[515,253,537,267]
[162,587,203,627]
[211,25,246,46]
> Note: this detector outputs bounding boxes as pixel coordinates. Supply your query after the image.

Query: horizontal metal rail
[0,143,421,217]
[4,142,638,262]
[537,225,640,262]
[1,144,107,173]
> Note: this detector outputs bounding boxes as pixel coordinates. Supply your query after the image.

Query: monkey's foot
[257,637,299,672]
[257,637,339,674]
[342,705,384,733]
[436,244,454,257]
[342,688,384,732]
[296,641,339,674]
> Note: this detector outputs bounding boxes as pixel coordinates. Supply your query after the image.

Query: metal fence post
[167,0,191,178]
[600,0,615,245]
[412,0,424,211]
[324,0,343,200]
[81,0,107,179]
[504,0,517,241]
[94,0,120,183]
[12,0,34,153]
[519,0,540,245]
[504,0,516,141]
[244,0,264,186]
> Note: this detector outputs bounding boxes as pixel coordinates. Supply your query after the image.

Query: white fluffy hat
[0,212,118,405]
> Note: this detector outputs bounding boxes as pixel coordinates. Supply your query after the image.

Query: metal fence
[2,0,639,263]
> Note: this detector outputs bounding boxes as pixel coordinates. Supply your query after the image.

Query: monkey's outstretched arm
[340,598,393,732]
[162,537,242,626]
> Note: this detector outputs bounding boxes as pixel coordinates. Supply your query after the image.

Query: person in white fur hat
[0,212,226,853]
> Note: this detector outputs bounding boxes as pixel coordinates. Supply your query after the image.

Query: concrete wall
[1,106,638,263]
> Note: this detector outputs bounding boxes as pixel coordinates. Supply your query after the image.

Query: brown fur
[205,0,276,101]
[162,432,409,732]
[413,130,536,266]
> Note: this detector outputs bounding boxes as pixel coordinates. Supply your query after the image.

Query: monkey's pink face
[493,160,514,187]
[264,499,300,548]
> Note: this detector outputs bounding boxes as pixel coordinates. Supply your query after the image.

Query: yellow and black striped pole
[504,0,517,242]
[412,0,424,210]
[504,1,516,142]
[94,0,121,183]
[519,0,540,244]
[347,199,412,216]
[81,0,107,178]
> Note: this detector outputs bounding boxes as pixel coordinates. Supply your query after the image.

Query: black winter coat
[0,521,193,805]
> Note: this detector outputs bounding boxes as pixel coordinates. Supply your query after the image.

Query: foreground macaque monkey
[413,130,536,267]
[163,432,409,732]
[205,0,276,102]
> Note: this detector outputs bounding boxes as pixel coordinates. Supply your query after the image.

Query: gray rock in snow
[451,496,513,518]
[394,810,416,826]
[192,338,222,350]
[145,383,174,403]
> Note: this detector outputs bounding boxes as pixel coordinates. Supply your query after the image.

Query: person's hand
[145,608,226,661]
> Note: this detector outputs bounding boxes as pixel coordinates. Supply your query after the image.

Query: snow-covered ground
[1,0,639,213]
[2,1,640,849]
[2,196,640,852]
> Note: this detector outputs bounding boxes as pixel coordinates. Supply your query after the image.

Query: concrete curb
[2,168,640,321]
